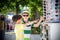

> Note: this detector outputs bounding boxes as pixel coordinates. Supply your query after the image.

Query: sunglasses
[23,15,29,17]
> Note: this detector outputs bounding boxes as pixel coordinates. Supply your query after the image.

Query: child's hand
[40,16,44,22]
[44,24,48,27]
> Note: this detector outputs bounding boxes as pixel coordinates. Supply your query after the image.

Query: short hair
[12,15,22,22]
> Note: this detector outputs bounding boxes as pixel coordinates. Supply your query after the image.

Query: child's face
[22,13,29,21]
[16,18,22,24]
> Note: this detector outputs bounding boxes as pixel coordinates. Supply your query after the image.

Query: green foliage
[0,0,16,14]
[31,27,41,34]
[0,0,43,15]
[27,0,43,19]
[0,0,43,34]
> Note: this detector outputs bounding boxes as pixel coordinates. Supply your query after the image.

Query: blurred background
[0,0,60,40]
[0,0,43,34]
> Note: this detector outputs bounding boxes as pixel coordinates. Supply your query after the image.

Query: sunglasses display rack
[43,0,60,23]
[41,21,49,40]
[42,0,60,40]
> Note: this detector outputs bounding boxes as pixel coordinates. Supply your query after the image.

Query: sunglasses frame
[23,15,29,17]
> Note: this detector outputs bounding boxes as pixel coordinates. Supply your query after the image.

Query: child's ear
[13,21,16,24]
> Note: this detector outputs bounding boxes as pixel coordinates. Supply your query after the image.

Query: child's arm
[33,16,44,27]
[25,16,44,27]
[25,21,36,26]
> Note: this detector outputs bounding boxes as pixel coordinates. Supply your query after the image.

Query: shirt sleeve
[31,23,34,27]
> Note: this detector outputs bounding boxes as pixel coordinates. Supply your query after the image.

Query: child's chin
[16,22,20,24]
[18,22,21,24]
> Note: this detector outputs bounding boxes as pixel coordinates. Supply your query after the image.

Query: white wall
[48,23,60,40]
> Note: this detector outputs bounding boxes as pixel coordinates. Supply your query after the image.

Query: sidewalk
[4,32,41,40]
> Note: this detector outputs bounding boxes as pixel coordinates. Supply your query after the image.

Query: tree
[0,0,43,15]
[16,0,43,19]
[28,0,43,20]
[0,0,43,34]
[0,0,16,14]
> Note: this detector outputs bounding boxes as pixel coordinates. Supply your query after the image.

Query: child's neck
[16,21,22,24]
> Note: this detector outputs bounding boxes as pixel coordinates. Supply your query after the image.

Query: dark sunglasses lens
[26,15,28,16]
[23,15,28,17]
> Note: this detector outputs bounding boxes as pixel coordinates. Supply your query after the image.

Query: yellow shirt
[15,24,24,40]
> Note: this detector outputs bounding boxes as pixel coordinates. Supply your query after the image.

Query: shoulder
[15,24,24,27]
